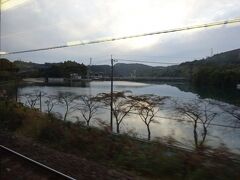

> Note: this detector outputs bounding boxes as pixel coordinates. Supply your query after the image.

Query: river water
[18,81,240,153]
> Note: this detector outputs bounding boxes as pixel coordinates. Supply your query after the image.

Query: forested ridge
[1,48,240,87]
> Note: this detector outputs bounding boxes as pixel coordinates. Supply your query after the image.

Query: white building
[70,73,82,80]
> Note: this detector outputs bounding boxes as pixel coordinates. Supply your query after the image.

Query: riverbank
[21,77,188,87]
[0,132,139,180]
[1,100,240,179]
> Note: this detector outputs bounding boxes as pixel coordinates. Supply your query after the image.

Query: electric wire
[115,54,202,60]
[98,106,240,129]
[116,58,179,65]
[1,17,240,55]
[18,91,240,129]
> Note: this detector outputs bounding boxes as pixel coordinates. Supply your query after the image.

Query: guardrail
[0,145,76,180]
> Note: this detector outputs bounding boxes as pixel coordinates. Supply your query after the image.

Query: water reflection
[18,81,240,153]
[173,83,240,106]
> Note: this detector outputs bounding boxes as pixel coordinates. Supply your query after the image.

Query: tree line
[44,61,87,78]
[0,58,18,81]
[19,90,240,150]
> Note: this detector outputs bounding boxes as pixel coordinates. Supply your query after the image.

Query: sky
[1,0,240,66]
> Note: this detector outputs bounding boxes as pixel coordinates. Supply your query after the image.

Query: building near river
[70,73,82,80]
[47,78,64,83]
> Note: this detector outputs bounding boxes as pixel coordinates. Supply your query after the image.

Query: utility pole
[15,79,18,102]
[87,58,92,80]
[90,57,92,65]
[39,91,42,112]
[211,48,213,57]
[110,55,113,132]
[89,57,92,79]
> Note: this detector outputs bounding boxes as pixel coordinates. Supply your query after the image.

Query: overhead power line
[116,58,179,65]
[1,17,240,55]
[99,107,240,129]
[115,54,202,60]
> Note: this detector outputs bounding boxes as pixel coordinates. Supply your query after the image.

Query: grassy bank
[1,100,240,179]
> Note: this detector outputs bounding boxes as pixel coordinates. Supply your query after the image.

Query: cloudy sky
[1,0,240,65]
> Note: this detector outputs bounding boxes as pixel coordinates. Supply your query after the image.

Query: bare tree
[175,99,218,149]
[96,91,136,133]
[215,103,240,128]
[44,95,58,115]
[58,92,78,121]
[21,90,46,111]
[131,95,167,141]
[75,95,100,127]
[24,94,39,108]
[22,90,41,109]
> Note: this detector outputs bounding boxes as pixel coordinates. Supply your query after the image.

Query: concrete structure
[70,73,82,80]
[237,84,240,90]
[48,78,64,83]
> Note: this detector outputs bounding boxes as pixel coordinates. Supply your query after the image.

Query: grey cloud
[1,0,240,65]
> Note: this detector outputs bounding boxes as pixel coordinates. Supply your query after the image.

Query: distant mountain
[14,61,87,78]
[92,48,240,87]
[151,48,240,78]
[184,48,240,66]
[177,48,240,87]
[90,49,239,78]
[11,48,240,87]
[14,61,46,72]
[114,63,151,77]
[114,63,164,77]
[89,65,111,76]
[90,63,163,77]
[0,58,18,81]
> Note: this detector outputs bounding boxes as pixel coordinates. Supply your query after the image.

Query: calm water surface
[19,81,240,153]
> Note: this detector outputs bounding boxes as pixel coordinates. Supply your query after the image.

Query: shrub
[37,122,65,144]
[0,101,23,131]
